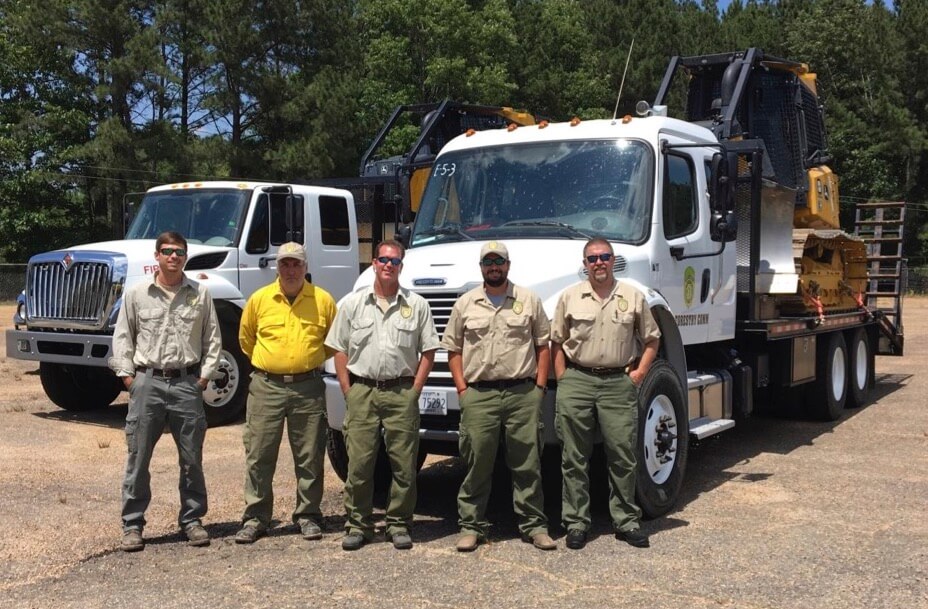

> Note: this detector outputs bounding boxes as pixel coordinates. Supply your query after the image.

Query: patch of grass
[3,403,26,413]
[96,437,111,449]
[58,496,67,504]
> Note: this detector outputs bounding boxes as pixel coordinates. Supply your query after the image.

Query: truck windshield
[411,139,653,246]
[125,189,250,246]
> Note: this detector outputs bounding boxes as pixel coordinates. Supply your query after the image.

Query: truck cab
[7,181,360,425]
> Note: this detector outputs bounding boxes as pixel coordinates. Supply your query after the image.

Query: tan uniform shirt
[325,286,440,380]
[441,283,550,383]
[109,276,222,378]
[551,279,660,368]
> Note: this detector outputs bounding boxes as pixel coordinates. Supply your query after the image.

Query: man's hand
[197,377,209,390]
[122,376,133,390]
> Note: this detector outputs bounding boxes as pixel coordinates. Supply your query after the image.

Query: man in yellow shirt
[234,242,337,544]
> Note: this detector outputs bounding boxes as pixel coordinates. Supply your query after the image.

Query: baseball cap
[479,241,509,260]
[276,242,307,263]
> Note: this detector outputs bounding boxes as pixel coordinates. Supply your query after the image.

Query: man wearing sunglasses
[326,239,439,551]
[235,241,337,545]
[442,241,556,552]
[551,238,660,550]
[109,231,222,552]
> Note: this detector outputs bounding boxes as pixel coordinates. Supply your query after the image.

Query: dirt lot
[1,302,926,609]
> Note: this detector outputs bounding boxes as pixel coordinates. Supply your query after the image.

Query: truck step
[689,417,736,440]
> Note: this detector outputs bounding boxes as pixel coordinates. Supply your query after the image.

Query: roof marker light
[570,117,581,126]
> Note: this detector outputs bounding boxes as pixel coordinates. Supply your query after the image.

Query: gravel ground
[1,301,926,609]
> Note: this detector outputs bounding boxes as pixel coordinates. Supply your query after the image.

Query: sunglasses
[376,256,403,266]
[585,253,613,263]
[480,257,508,267]
[159,247,187,257]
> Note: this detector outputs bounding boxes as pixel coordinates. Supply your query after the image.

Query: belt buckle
[375,380,388,390]
[283,374,294,383]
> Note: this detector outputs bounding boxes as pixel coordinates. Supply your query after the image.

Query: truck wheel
[202,321,251,427]
[806,331,848,421]
[39,363,122,411]
[635,360,689,518]
[326,428,424,492]
[845,328,873,409]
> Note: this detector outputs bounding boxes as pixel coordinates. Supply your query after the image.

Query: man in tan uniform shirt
[551,238,660,550]
[326,239,439,551]
[109,231,222,552]
[442,241,556,552]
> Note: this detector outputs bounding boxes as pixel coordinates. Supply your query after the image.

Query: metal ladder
[853,201,905,355]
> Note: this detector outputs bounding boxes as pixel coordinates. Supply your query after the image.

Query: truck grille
[418,291,461,337]
[26,252,122,330]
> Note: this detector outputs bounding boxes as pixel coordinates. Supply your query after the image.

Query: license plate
[418,390,448,416]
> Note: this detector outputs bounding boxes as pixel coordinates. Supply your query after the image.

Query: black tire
[202,320,251,427]
[39,363,122,411]
[326,428,425,492]
[635,360,689,518]
[806,331,848,421]
[845,328,873,409]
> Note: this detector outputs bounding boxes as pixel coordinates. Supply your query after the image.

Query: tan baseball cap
[276,242,307,263]
[479,241,509,260]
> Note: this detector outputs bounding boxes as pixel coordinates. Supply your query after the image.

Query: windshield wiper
[501,221,593,239]
[415,224,475,241]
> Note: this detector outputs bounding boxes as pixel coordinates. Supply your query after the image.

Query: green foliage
[0,0,926,263]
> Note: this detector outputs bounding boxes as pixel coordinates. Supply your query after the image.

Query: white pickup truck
[6,181,361,425]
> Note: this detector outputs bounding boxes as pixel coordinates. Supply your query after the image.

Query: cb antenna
[612,38,635,121]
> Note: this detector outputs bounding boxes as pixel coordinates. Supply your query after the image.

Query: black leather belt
[350,374,415,390]
[137,365,200,379]
[566,361,627,376]
[469,378,533,390]
[255,368,321,384]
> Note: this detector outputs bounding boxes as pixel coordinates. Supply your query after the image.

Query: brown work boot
[183,523,210,547]
[522,532,557,551]
[121,529,144,552]
[456,533,480,552]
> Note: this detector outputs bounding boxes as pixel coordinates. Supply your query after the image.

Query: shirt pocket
[174,306,200,337]
[463,317,491,347]
[300,319,327,351]
[137,308,164,343]
[503,314,532,347]
[393,316,418,349]
[348,317,375,351]
[612,310,636,327]
[569,311,597,341]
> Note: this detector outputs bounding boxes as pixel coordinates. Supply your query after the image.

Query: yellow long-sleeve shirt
[239,279,337,374]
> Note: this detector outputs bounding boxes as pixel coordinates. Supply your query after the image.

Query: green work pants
[241,373,327,529]
[457,382,547,538]
[556,367,641,533]
[343,382,419,539]
[122,371,207,532]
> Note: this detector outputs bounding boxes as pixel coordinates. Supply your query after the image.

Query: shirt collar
[272,279,314,303]
[148,272,195,293]
[580,279,620,300]
[362,285,409,305]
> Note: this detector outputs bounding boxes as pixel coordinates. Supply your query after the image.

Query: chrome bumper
[5,328,113,367]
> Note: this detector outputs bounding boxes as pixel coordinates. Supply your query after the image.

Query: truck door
[238,189,304,299]
[653,145,734,344]
[303,189,359,300]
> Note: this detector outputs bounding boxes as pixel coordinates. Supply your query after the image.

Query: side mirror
[397,223,412,247]
[709,152,738,242]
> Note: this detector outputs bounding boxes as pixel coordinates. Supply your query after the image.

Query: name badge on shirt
[512,300,524,315]
[186,295,198,307]
[400,304,413,319]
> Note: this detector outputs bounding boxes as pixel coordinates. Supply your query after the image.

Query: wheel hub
[203,350,240,408]
[643,396,678,484]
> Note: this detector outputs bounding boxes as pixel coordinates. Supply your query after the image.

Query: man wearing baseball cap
[442,241,556,552]
[234,242,337,544]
